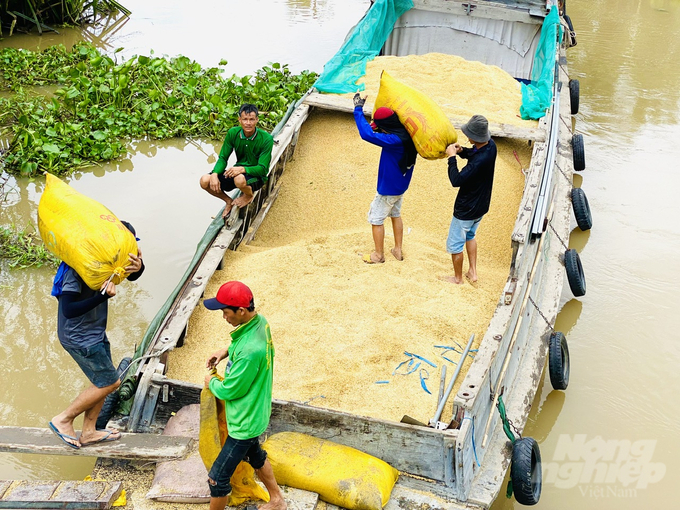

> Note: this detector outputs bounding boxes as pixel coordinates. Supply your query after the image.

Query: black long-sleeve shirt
[448,139,497,220]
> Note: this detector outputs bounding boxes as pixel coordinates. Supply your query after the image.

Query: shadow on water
[568,226,590,253]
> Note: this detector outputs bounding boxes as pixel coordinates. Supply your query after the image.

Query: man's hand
[209,173,222,193]
[353,93,367,108]
[125,248,143,274]
[206,347,229,369]
[100,281,117,297]
[224,166,245,178]
[204,373,214,388]
[446,143,463,157]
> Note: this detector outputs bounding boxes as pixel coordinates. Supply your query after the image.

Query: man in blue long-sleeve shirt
[442,115,497,285]
[353,93,417,264]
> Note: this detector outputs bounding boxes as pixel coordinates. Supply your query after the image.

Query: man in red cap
[203,281,286,510]
[353,93,417,264]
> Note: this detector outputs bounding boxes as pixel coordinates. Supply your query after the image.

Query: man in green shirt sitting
[200,104,275,219]
[203,281,286,510]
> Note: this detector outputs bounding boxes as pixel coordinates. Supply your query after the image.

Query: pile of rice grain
[350,53,537,129]
[167,108,529,425]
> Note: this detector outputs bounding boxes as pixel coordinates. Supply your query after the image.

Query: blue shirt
[354,107,414,196]
[57,268,108,349]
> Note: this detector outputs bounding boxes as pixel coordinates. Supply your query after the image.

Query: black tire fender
[569,79,580,115]
[564,14,577,47]
[564,248,586,297]
[571,187,592,231]
[511,437,542,505]
[549,332,570,390]
[96,357,132,430]
[572,133,585,171]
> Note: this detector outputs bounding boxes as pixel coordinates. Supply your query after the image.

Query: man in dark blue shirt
[353,94,417,264]
[442,115,497,284]
[49,221,144,449]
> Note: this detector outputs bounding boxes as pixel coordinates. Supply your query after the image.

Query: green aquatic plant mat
[314,0,413,94]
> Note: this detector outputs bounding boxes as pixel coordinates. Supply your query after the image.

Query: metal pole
[430,333,475,427]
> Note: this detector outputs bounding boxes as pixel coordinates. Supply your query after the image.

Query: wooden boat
[117,0,584,507]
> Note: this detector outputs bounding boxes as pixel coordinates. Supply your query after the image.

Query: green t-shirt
[208,314,274,440]
[211,126,274,180]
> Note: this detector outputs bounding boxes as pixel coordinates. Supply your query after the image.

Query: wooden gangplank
[0,480,122,509]
[0,427,192,461]
[303,92,546,142]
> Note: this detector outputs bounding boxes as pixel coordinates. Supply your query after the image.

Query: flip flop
[48,421,80,449]
[362,253,384,264]
[80,429,121,446]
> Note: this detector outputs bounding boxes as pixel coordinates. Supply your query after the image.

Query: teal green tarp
[314,0,413,94]
[520,6,563,120]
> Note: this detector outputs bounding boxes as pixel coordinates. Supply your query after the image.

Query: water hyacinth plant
[0,43,318,177]
[0,224,59,268]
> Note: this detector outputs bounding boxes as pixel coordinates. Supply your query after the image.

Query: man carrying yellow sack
[49,221,144,449]
[203,281,286,510]
[353,93,417,264]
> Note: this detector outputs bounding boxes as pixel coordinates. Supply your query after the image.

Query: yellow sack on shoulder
[199,387,270,506]
[37,173,138,290]
[264,431,399,510]
[373,71,457,160]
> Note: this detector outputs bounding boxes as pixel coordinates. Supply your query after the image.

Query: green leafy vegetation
[0,224,59,268]
[0,42,318,176]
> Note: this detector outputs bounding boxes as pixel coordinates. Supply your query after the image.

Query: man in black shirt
[442,115,497,285]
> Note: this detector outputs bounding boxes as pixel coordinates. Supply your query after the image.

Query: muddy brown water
[1,1,679,508]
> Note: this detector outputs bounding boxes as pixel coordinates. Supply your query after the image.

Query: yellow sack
[37,173,138,290]
[199,387,270,506]
[263,431,399,510]
[373,71,458,160]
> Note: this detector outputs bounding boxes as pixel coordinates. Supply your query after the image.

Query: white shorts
[367,194,404,225]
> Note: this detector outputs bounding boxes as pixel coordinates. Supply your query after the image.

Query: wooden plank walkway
[303,92,546,142]
[0,480,122,509]
[0,427,193,461]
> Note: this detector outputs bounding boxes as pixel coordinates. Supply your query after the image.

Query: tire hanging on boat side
[548,332,570,390]
[564,249,586,297]
[571,187,592,231]
[96,357,132,430]
[572,134,586,171]
[569,79,580,115]
[511,437,542,505]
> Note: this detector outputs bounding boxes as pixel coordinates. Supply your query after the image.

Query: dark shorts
[207,435,268,498]
[63,338,119,388]
[217,172,264,193]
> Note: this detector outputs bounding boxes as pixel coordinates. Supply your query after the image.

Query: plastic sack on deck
[199,387,270,506]
[263,431,399,510]
[520,6,562,120]
[37,173,138,290]
[314,0,413,94]
[374,71,457,159]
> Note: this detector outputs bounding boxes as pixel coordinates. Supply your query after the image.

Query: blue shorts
[63,338,119,388]
[446,216,483,254]
[208,435,268,497]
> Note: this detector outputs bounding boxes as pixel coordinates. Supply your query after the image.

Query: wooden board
[0,480,122,509]
[0,427,192,461]
[303,92,546,142]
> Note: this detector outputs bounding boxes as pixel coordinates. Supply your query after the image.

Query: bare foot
[233,194,254,208]
[391,247,403,261]
[438,275,464,285]
[221,199,233,219]
[259,497,287,510]
[465,271,478,283]
[362,252,385,264]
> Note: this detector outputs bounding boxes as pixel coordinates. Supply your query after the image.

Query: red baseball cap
[203,281,254,310]
[370,107,395,129]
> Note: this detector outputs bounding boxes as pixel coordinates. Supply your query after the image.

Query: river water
[1,1,678,508]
